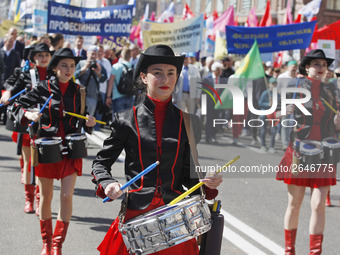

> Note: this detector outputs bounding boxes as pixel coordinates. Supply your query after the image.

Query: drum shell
[6,106,28,133]
[301,153,323,167]
[322,137,340,165]
[65,133,87,159]
[323,146,340,165]
[119,195,211,255]
[35,138,63,164]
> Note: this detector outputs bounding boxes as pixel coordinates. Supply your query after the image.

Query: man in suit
[0,36,20,124]
[0,27,25,60]
[0,36,21,82]
[72,35,87,60]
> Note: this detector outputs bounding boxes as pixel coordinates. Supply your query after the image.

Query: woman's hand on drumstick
[24,111,42,122]
[200,174,223,190]
[85,115,96,127]
[105,182,124,201]
[0,91,11,105]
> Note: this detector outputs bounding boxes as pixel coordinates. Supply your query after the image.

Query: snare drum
[322,137,340,165]
[65,133,87,159]
[35,137,63,164]
[119,195,211,255]
[6,105,28,133]
[299,140,323,167]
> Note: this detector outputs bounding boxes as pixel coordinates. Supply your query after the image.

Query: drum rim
[322,137,340,149]
[123,195,204,224]
[300,140,323,155]
[35,136,63,145]
[65,133,87,140]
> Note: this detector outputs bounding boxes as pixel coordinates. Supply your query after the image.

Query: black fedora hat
[133,44,185,81]
[47,48,82,75]
[23,45,36,61]
[29,43,54,63]
[299,49,334,75]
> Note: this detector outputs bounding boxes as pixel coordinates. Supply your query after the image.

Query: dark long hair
[134,68,147,104]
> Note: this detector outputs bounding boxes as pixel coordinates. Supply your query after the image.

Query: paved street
[1,123,340,255]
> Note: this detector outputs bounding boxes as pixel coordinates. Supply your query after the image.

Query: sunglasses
[336,73,340,78]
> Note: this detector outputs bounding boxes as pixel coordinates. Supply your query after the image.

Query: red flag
[259,1,272,27]
[273,51,283,68]
[212,10,219,21]
[101,0,106,7]
[234,15,238,26]
[182,3,195,20]
[294,14,302,23]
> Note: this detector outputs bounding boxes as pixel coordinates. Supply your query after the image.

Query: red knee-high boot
[325,191,331,207]
[35,185,40,216]
[52,220,69,255]
[285,229,297,255]
[309,234,323,255]
[20,157,24,184]
[24,184,35,213]
[40,219,53,255]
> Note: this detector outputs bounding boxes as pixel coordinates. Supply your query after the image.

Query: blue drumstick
[103,161,160,203]
[29,93,54,126]
[0,88,27,107]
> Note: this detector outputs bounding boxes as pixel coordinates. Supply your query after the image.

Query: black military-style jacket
[5,67,48,96]
[12,78,90,137]
[92,96,202,210]
[292,78,339,141]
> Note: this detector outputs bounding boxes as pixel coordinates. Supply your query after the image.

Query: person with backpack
[106,46,134,119]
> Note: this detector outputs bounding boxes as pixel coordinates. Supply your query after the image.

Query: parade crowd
[1,27,340,255]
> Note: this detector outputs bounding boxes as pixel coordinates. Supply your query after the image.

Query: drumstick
[29,93,54,126]
[321,98,337,114]
[103,161,160,203]
[0,88,27,107]
[63,111,107,125]
[169,155,240,206]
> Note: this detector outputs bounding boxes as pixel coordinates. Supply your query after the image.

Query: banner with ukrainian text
[226,21,317,54]
[141,14,204,54]
[47,1,133,37]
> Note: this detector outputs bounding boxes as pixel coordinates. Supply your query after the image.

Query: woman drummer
[91,44,222,255]
[0,43,52,215]
[12,48,96,255]
[276,49,339,254]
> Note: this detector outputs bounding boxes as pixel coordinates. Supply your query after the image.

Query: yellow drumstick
[63,111,107,125]
[321,98,337,114]
[169,155,240,206]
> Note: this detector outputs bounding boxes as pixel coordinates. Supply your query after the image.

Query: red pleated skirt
[12,131,30,147]
[97,195,199,255]
[36,156,82,180]
[276,143,336,188]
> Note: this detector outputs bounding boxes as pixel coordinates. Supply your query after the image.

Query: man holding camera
[75,45,107,116]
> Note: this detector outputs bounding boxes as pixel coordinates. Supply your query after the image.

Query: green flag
[215,40,265,109]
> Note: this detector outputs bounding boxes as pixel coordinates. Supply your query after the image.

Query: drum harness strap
[79,84,86,116]
[182,112,205,197]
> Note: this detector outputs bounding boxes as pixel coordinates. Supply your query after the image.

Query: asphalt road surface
[1,124,340,255]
